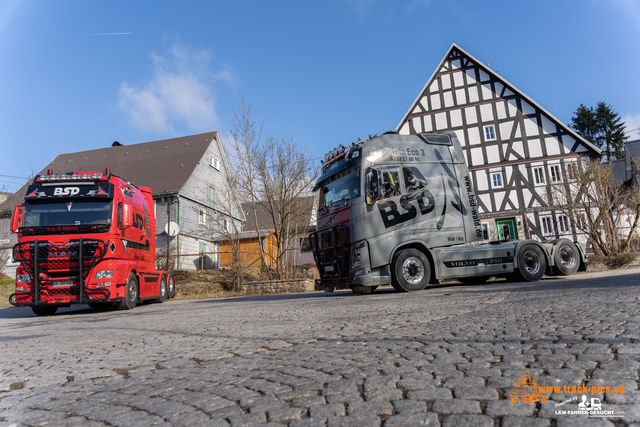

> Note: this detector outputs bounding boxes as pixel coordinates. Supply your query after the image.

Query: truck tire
[117,273,139,310]
[513,244,546,282]
[391,249,431,292]
[32,305,58,316]
[167,273,176,298]
[154,274,167,303]
[553,239,579,276]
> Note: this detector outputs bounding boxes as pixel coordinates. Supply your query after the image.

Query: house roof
[0,132,218,212]
[397,43,601,156]
[241,196,316,232]
[608,159,627,184]
[626,139,640,160]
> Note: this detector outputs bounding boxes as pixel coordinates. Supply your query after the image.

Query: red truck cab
[9,169,174,316]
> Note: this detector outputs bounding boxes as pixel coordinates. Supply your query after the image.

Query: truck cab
[9,169,174,315]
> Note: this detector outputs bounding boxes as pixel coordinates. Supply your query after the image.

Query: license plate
[324,265,334,272]
[50,280,74,287]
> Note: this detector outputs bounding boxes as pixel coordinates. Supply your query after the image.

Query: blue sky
[1,0,639,192]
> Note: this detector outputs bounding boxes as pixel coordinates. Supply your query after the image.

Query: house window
[210,156,220,170]
[558,215,570,234]
[540,216,553,236]
[223,219,229,232]
[533,167,545,185]
[567,163,578,181]
[208,186,216,209]
[550,165,562,182]
[199,208,206,225]
[491,172,503,188]
[484,125,496,141]
[481,222,490,241]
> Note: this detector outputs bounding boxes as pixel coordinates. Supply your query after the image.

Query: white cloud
[623,112,640,140]
[118,44,236,134]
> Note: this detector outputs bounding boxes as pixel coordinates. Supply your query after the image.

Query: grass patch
[0,278,15,308]
[588,252,638,268]
[172,269,241,300]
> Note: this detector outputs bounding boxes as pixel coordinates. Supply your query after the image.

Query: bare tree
[227,99,319,279]
[545,159,640,255]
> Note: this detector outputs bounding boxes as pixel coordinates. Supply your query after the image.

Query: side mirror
[119,203,134,229]
[11,205,23,233]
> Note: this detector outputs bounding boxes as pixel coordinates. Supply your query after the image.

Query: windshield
[23,199,112,228]
[318,168,360,210]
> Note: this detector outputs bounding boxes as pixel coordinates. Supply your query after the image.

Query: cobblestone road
[1,268,639,427]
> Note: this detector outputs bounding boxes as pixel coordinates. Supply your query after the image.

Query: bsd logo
[53,187,80,196]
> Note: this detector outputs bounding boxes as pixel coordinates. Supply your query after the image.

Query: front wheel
[391,249,431,292]
[513,244,546,282]
[117,273,139,310]
[32,305,58,316]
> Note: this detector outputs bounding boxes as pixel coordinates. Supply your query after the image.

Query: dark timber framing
[397,43,601,243]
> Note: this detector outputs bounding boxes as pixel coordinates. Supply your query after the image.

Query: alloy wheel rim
[402,257,425,284]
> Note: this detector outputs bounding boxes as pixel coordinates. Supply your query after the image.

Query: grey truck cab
[310,131,586,293]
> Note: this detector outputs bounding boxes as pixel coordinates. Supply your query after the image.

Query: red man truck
[8,169,175,316]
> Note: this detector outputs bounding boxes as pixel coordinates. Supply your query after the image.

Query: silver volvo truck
[310,131,586,293]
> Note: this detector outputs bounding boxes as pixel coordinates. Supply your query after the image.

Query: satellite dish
[165,222,180,237]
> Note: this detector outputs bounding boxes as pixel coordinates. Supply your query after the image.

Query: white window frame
[210,156,220,170]
[199,208,206,225]
[491,171,503,188]
[533,167,545,185]
[540,215,554,236]
[558,214,570,234]
[223,218,229,232]
[483,125,497,141]
[567,163,578,181]
[549,165,562,183]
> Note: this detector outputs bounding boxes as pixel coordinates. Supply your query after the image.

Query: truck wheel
[553,239,579,276]
[154,274,167,303]
[32,305,58,316]
[459,276,489,285]
[392,249,431,292]
[167,273,176,298]
[117,273,139,310]
[513,244,546,282]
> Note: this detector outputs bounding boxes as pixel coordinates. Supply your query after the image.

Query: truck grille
[13,239,106,280]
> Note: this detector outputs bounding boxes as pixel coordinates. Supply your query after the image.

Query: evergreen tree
[570,102,627,160]
[595,102,626,160]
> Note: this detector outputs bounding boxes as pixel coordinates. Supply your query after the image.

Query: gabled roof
[626,139,640,160]
[242,196,316,232]
[397,43,601,156]
[0,132,219,212]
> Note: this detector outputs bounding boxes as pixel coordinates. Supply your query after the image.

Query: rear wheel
[513,244,546,282]
[167,273,176,298]
[117,273,139,310]
[553,239,579,276]
[32,305,58,316]
[154,275,167,303]
[391,249,431,292]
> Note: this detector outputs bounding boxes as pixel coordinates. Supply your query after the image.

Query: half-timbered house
[397,43,601,243]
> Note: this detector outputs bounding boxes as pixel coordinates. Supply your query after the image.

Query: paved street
[1,268,639,427]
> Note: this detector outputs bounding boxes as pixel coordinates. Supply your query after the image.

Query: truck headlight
[96,282,112,288]
[94,270,113,280]
[16,274,31,283]
[16,286,30,292]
